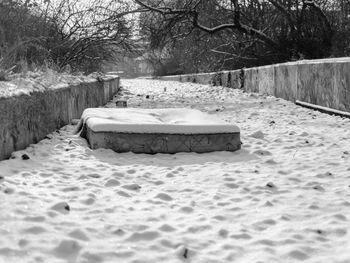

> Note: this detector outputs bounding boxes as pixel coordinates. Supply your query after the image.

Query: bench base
[86,127,241,154]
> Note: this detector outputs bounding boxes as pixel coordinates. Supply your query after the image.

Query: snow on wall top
[0,71,117,99]
[82,108,240,134]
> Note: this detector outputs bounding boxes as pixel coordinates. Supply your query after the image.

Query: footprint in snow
[250,131,265,139]
[175,245,195,261]
[122,184,141,191]
[51,202,70,214]
[155,193,173,201]
[104,179,120,187]
[253,150,272,156]
[53,239,81,260]
[22,154,30,160]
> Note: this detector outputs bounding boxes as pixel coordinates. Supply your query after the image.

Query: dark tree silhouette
[134,0,344,74]
[0,0,138,73]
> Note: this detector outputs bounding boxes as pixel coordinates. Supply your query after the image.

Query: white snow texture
[0,79,350,263]
[82,107,240,134]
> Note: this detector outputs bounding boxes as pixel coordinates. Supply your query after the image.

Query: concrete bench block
[79,108,241,154]
[86,129,240,154]
[227,70,243,89]
[196,73,216,85]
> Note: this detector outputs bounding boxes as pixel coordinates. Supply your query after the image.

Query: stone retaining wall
[160,57,350,112]
[0,76,119,160]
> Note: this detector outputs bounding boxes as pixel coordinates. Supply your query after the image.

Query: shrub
[0,0,135,74]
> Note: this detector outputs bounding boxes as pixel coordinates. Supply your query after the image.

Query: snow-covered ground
[1,79,350,263]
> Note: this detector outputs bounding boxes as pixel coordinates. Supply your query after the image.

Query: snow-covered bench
[77,108,241,154]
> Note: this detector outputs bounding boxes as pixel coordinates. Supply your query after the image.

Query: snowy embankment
[1,79,350,263]
[0,71,98,98]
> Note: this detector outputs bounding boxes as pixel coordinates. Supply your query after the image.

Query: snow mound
[250,130,265,139]
[81,108,240,134]
[0,71,101,98]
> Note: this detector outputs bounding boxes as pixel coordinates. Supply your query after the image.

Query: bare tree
[0,0,142,73]
[40,0,139,72]
[134,0,339,74]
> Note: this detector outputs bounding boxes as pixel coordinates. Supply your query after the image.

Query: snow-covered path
[1,79,350,263]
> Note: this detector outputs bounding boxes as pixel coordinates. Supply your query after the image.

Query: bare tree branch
[303,0,333,37]
[134,0,281,50]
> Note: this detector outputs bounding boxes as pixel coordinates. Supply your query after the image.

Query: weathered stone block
[197,73,216,85]
[212,72,223,86]
[227,70,243,89]
[297,62,336,109]
[258,66,275,96]
[334,61,350,112]
[221,71,230,87]
[86,128,241,154]
[243,68,259,93]
[274,63,298,101]
[159,75,180,82]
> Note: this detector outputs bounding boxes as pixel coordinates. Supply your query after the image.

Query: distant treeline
[135,0,350,76]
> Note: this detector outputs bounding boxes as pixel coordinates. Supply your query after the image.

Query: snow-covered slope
[0,71,96,98]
